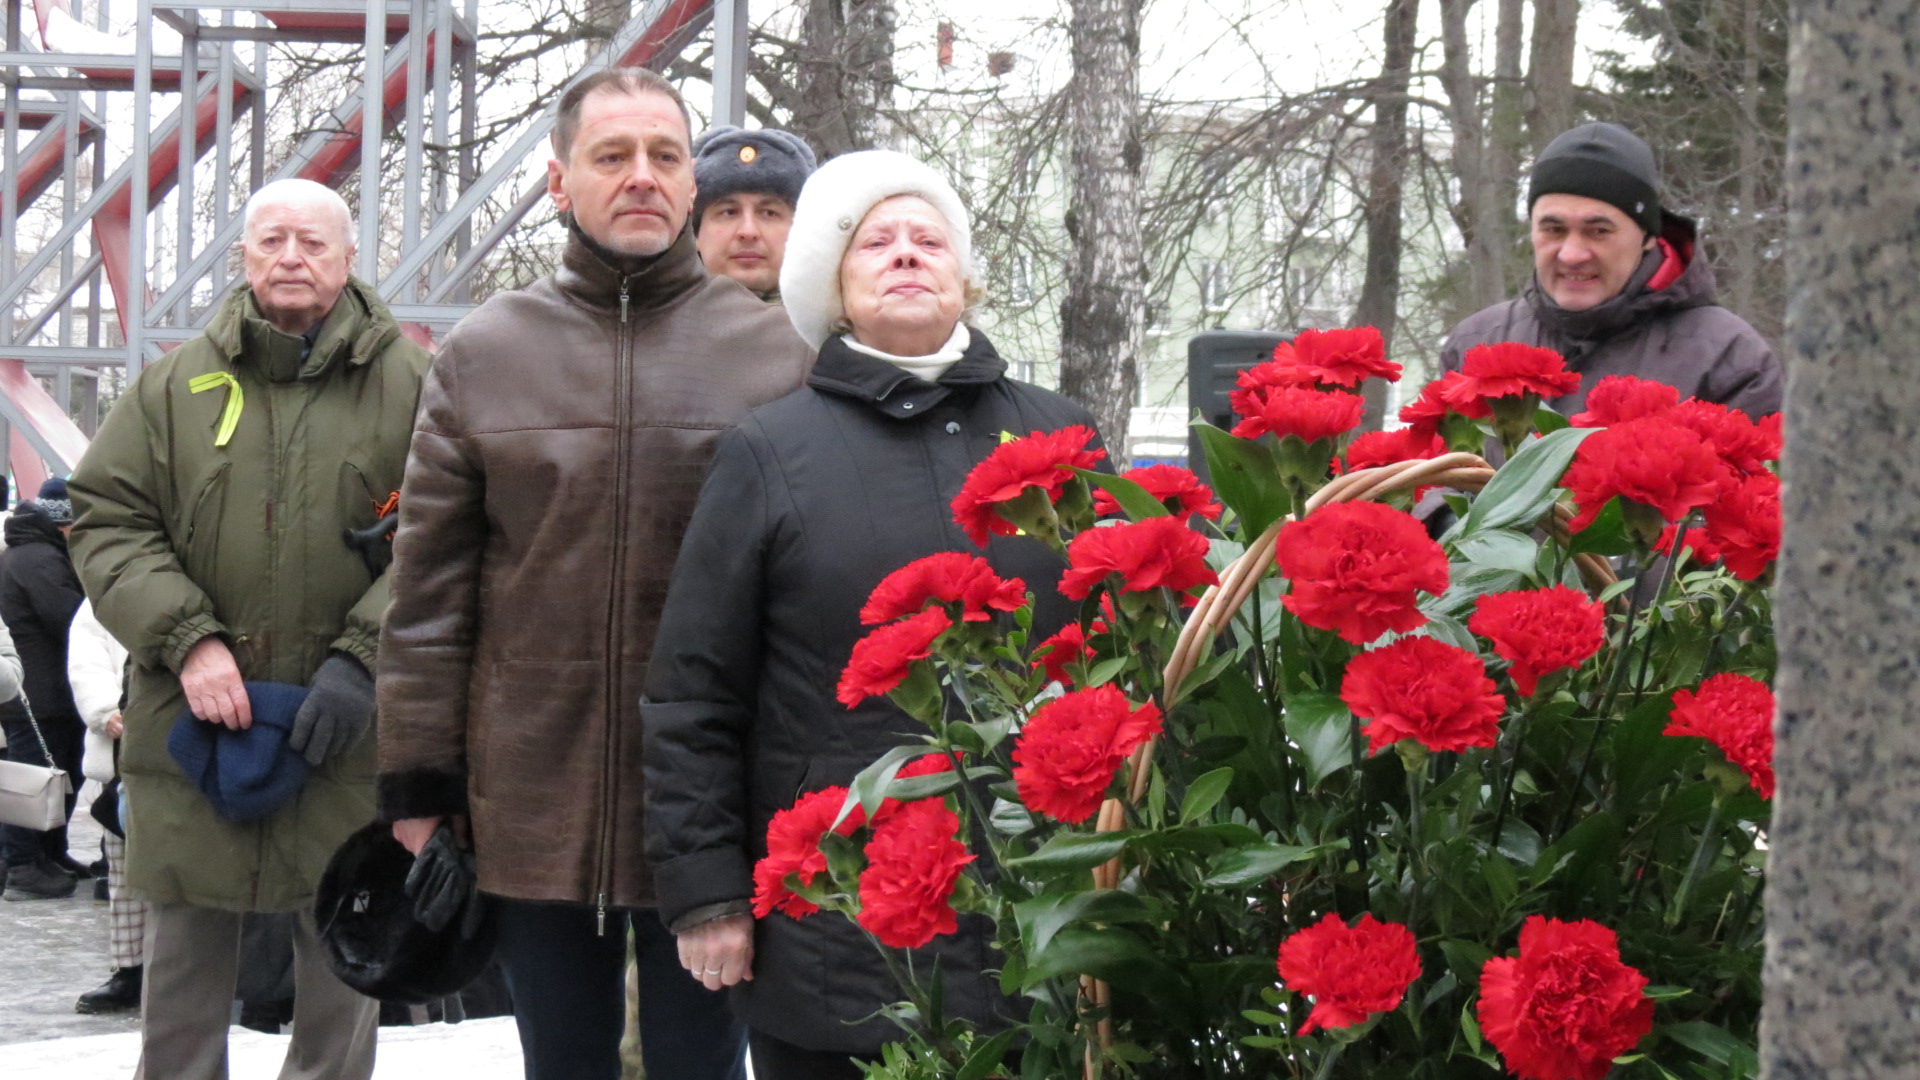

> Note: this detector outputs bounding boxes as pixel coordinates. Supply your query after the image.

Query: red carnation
[1339,427,1446,473]
[1277,912,1422,1036]
[1666,399,1779,478]
[1275,502,1449,645]
[1450,343,1583,407]
[1562,416,1733,533]
[1060,517,1219,601]
[1341,636,1505,755]
[753,786,862,919]
[1030,619,1106,687]
[836,607,951,708]
[859,552,1028,626]
[1400,372,1493,439]
[1477,916,1654,1080]
[1468,586,1607,697]
[1229,384,1365,443]
[1666,672,1775,798]
[855,799,976,949]
[1093,464,1223,521]
[950,425,1106,546]
[1569,375,1679,428]
[1701,470,1781,580]
[1011,685,1164,824]
[1243,326,1400,390]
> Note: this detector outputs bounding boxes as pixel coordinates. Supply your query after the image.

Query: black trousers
[748,1029,874,1080]
[491,897,747,1080]
[0,708,83,868]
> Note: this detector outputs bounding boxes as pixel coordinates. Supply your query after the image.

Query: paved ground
[0,786,527,1078]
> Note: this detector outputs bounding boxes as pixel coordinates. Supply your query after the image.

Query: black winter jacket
[642,331,1103,1053]
[1443,214,1782,419]
[0,505,84,722]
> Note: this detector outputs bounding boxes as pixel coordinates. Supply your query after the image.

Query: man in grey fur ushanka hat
[691,124,817,302]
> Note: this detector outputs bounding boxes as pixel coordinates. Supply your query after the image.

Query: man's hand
[105,710,123,740]
[289,654,376,766]
[393,816,449,856]
[678,914,754,991]
[181,636,250,730]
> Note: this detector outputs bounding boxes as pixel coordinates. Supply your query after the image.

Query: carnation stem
[1310,1043,1345,1080]
[1488,706,1534,855]
[1668,794,1726,927]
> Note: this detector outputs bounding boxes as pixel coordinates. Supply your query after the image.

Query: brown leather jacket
[376,227,812,910]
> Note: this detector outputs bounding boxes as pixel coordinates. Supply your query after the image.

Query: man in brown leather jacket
[375,67,812,1080]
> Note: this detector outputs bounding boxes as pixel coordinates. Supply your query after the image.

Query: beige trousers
[135,901,378,1080]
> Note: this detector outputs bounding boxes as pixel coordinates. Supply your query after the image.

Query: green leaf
[1460,999,1484,1053]
[1644,985,1693,1001]
[1194,421,1291,538]
[1201,840,1333,887]
[955,1030,1019,1080]
[1004,830,1136,875]
[1012,888,1153,955]
[1241,1009,1286,1026]
[1453,528,1541,575]
[1535,406,1571,434]
[1440,939,1494,986]
[1021,925,1183,995]
[1084,656,1130,688]
[1569,496,1632,556]
[841,745,940,827]
[1459,426,1597,536]
[1075,467,1171,521]
[1284,691,1355,787]
[1663,1021,1752,1067]
[1179,767,1235,824]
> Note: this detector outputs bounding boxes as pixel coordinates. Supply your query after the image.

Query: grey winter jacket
[1442,215,1782,419]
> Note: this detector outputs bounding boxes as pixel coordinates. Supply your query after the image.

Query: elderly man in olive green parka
[68,178,428,1080]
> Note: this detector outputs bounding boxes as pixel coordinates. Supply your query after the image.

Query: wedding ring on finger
[701,968,723,976]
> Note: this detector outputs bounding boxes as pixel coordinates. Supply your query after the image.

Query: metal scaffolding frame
[1,0,743,485]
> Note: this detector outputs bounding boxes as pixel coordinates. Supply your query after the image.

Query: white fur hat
[778,150,974,349]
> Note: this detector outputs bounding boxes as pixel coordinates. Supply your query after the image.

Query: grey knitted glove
[289,654,376,766]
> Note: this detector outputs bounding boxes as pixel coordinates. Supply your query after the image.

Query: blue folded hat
[167,681,314,823]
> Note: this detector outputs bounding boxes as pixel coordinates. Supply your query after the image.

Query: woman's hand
[105,710,123,739]
[677,914,754,991]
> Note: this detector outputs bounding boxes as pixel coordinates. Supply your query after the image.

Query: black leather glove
[405,824,485,939]
[289,654,376,766]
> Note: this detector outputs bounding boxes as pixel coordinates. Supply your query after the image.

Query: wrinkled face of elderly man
[242,186,355,337]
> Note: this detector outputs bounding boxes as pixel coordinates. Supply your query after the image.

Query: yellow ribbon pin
[187,371,244,448]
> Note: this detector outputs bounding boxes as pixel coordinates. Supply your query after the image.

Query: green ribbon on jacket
[187,371,244,447]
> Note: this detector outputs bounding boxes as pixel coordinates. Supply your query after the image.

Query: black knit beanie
[691,125,818,233]
[1528,122,1663,236]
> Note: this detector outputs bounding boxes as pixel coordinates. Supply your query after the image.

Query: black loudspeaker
[1186,329,1289,484]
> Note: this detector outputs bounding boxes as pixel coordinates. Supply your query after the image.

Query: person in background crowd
[642,150,1104,1080]
[691,125,816,302]
[68,176,427,1080]
[0,482,87,901]
[68,596,146,1013]
[1442,121,1783,418]
[376,67,812,1080]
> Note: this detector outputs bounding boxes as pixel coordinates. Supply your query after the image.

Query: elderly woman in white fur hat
[640,150,1107,1078]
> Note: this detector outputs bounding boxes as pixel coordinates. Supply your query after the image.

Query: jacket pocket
[178,461,231,585]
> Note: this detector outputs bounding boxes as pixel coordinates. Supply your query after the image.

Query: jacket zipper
[596,278,633,935]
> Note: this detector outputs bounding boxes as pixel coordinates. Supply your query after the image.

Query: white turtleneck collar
[840,323,971,384]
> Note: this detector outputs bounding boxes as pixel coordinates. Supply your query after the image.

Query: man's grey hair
[241,179,355,247]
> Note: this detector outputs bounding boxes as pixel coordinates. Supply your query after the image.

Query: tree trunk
[1526,0,1579,154]
[1488,0,1527,293]
[1763,0,1920,1075]
[1439,0,1507,314]
[1352,0,1419,430]
[1058,0,1145,461]
[584,0,630,45]
[789,0,896,158]
[1732,0,1763,314]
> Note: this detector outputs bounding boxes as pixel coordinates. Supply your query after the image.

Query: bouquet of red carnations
[761,327,1775,1080]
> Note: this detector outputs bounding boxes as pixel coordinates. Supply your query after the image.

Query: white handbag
[0,692,72,831]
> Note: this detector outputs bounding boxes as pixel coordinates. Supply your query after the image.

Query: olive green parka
[68,279,428,911]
